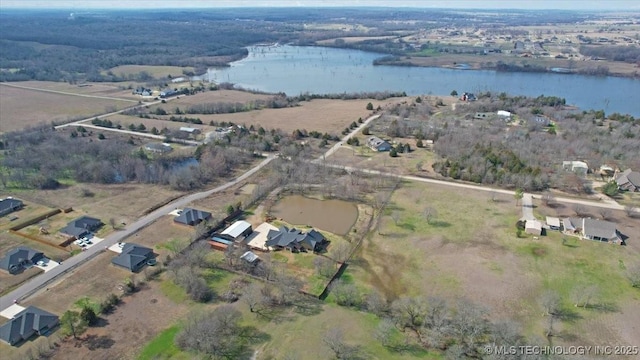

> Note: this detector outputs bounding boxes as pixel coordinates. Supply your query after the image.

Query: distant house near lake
[615,169,640,192]
[0,197,23,217]
[366,136,392,152]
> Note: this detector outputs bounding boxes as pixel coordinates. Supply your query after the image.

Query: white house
[497,110,512,118]
[562,161,588,175]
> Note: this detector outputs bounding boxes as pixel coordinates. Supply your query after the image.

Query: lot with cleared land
[105,65,195,79]
[347,180,640,349]
[146,97,406,134]
[0,85,135,132]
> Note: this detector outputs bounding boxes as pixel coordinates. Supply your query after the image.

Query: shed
[525,219,542,236]
[546,216,561,230]
[220,220,253,240]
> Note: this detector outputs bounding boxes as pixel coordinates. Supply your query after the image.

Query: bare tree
[109,217,117,230]
[329,242,352,263]
[390,210,401,226]
[364,291,389,316]
[598,208,613,221]
[314,257,336,278]
[572,285,599,308]
[330,279,361,307]
[625,205,639,218]
[450,300,489,356]
[423,207,438,225]
[323,327,361,360]
[242,282,268,314]
[175,306,247,357]
[625,264,640,288]
[572,204,589,217]
[541,192,556,207]
[373,319,397,348]
[539,290,561,317]
[391,296,428,331]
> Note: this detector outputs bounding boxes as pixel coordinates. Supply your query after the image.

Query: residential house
[111,243,155,272]
[160,88,179,98]
[133,87,152,96]
[265,226,327,252]
[563,217,624,244]
[497,110,512,118]
[174,208,212,226]
[179,127,201,136]
[460,92,477,101]
[59,216,103,239]
[144,142,172,154]
[366,136,392,152]
[0,197,23,217]
[0,306,59,346]
[615,169,640,192]
[529,116,551,126]
[0,247,44,274]
[562,161,588,176]
[219,220,253,241]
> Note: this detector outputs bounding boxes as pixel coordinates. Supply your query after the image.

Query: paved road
[0,154,275,310]
[323,164,638,213]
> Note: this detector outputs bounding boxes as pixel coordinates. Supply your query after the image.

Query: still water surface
[206,45,639,116]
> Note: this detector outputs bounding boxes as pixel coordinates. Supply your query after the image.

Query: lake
[205,45,639,116]
[270,195,358,235]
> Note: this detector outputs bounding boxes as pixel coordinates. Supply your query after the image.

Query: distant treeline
[580,45,640,63]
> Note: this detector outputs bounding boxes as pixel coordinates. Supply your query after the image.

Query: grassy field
[105,65,195,79]
[0,85,135,133]
[347,180,640,348]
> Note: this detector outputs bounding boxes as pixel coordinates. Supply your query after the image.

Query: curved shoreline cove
[206,45,639,116]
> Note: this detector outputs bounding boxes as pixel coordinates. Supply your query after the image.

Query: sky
[1,0,639,11]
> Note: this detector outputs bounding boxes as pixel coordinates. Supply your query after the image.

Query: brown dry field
[105,64,194,79]
[150,89,275,107]
[2,184,184,230]
[0,85,134,133]
[177,98,408,134]
[5,81,141,100]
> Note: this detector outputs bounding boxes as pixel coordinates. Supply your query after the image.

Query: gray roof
[111,243,154,272]
[367,136,390,149]
[221,220,252,239]
[0,247,44,273]
[240,251,259,263]
[616,169,640,189]
[0,306,59,346]
[583,218,618,240]
[174,208,211,226]
[60,216,102,238]
[265,226,326,251]
[0,198,23,214]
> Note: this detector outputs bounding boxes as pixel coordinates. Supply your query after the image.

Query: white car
[74,239,86,247]
[36,260,46,267]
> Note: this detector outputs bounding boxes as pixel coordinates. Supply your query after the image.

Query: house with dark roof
[60,216,103,239]
[174,208,212,226]
[111,243,155,272]
[563,217,624,244]
[0,197,23,217]
[265,226,327,252]
[0,306,59,346]
[615,169,640,192]
[366,136,391,152]
[0,247,44,274]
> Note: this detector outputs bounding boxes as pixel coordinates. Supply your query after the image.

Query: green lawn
[137,326,188,360]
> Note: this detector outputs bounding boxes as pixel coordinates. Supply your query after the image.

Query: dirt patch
[48,280,189,360]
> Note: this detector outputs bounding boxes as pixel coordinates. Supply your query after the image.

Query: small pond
[270,195,358,235]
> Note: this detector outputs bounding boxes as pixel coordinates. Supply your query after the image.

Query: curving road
[0,154,275,310]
